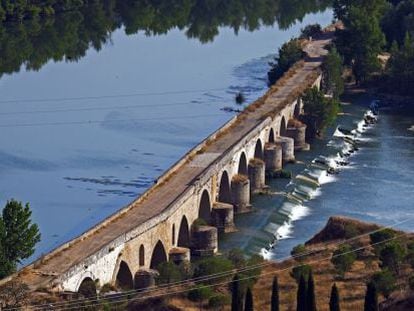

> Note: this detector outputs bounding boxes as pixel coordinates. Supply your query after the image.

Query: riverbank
[160,216,414,311]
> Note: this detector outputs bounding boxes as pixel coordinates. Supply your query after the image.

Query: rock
[305,216,380,245]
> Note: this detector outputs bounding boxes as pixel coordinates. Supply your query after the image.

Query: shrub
[291,244,307,261]
[100,283,116,294]
[291,265,312,283]
[208,294,231,309]
[268,39,305,85]
[188,286,214,302]
[301,87,340,138]
[300,24,322,39]
[239,254,265,288]
[370,229,396,254]
[331,244,356,278]
[192,218,208,230]
[193,256,234,284]
[156,262,184,284]
[227,248,246,268]
[379,241,406,275]
[371,269,396,298]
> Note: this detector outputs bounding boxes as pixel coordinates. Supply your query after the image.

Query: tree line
[0,0,331,79]
[334,0,414,96]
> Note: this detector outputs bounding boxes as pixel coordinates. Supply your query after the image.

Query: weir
[0,33,332,294]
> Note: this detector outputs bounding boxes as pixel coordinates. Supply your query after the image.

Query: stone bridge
[1,34,331,296]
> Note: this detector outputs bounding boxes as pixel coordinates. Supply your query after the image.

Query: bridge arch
[116,261,133,290]
[78,277,97,298]
[150,240,167,270]
[218,171,232,203]
[139,245,145,267]
[294,101,301,118]
[198,189,211,223]
[172,224,176,246]
[268,128,275,143]
[254,139,264,160]
[238,152,248,175]
[177,216,190,248]
[280,116,287,136]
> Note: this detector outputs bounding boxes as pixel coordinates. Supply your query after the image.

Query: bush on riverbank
[300,87,340,138]
[300,24,322,39]
[268,38,305,86]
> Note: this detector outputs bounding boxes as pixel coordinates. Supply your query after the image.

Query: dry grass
[231,174,249,183]
[252,235,414,311]
[249,158,265,167]
[288,118,305,128]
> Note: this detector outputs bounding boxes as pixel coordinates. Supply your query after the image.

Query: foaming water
[220,99,382,258]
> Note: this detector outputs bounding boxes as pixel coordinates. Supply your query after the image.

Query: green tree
[0,199,41,279]
[291,264,312,283]
[321,47,344,99]
[370,228,396,254]
[245,287,253,311]
[301,87,340,138]
[188,285,214,302]
[296,274,307,311]
[194,256,234,284]
[156,262,184,284]
[331,244,356,278]
[329,283,340,311]
[291,244,307,261]
[306,270,317,311]
[209,294,231,309]
[334,0,386,83]
[268,38,305,85]
[228,248,246,269]
[300,24,322,39]
[364,281,378,311]
[271,276,280,311]
[231,274,243,311]
[379,241,406,275]
[385,33,414,96]
[371,269,396,298]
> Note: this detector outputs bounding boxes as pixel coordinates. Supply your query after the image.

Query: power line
[10,219,411,311]
[0,113,226,128]
[0,88,228,105]
[40,231,412,311]
[0,101,211,116]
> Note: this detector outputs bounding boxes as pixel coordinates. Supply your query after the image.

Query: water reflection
[0,0,330,78]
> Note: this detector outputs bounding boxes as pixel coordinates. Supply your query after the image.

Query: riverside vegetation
[334,0,414,96]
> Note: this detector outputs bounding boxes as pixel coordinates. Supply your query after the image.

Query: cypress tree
[307,270,316,311]
[296,274,307,311]
[245,287,253,311]
[329,283,340,311]
[231,274,243,311]
[364,281,379,311]
[271,276,280,311]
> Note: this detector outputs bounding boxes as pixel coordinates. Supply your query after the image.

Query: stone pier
[248,158,266,192]
[212,202,236,233]
[264,143,283,172]
[275,136,295,163]
[231,174,251,213]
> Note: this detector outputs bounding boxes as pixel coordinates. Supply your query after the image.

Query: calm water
[220,95,414,260]
[0,2,333,262]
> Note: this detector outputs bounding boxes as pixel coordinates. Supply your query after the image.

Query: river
[0,1,333,262]
[220,94,414,260]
